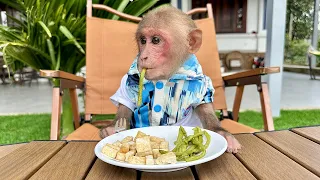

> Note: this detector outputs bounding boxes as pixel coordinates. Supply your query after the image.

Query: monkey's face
[137,28,186,80]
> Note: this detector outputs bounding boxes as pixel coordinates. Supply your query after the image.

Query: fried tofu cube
[146,155,155,165]
[102,144,119,158]
[125,150,136,162]
[152,149,161,159]
[155,152,177,165]
[115,152,126,161]
[135,131,147,141]
[159,141,169,151]
[120,143,130,153]
[113,140,122,147]
[128,142,136,150]
[128,156,146,165]
[136,136,152,153]
[136,150,152,157]
[150,136,165,144]
[121,136,133,143]
[150,141,160,149]
[106,144,120,151]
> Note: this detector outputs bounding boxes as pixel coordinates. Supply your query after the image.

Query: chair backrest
[85,2,227,115]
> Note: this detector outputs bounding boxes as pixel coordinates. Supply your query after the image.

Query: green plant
[0,0,160,137]
[284,35,309,65]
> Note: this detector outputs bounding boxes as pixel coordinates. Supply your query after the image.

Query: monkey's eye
[140,37,147,44]
[152,36,160,44]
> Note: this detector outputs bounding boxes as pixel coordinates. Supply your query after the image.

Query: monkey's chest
[144,80,204,126]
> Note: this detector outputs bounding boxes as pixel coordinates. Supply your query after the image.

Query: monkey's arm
[100,104,133,138]
[195,103,225,132]
[195,103,242,153]
[115,104,133,125]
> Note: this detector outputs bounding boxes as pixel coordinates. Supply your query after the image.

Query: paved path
[0,72,319,115]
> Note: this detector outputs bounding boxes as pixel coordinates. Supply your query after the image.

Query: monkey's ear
[188,29,202,54]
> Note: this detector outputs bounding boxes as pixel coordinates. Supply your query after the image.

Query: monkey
[100,5,241,153]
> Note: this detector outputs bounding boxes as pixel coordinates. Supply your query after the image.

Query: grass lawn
[1,109,320,145]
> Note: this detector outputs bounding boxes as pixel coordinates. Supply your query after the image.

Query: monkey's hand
[216,130,242,153]
[99,118,129,138]
[195,104,242,153]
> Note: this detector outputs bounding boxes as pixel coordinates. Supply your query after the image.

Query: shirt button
[156,81,164,89]
[154,105,162,112]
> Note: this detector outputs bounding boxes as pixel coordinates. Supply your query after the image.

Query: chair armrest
[40,70,85,82]
[222,67,280,81]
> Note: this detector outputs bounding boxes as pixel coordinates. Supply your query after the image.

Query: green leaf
[110,0,130,20]
[124,0,159,17]
[38,21,52,38]
[59,26,85,54]
[46,38,56,68]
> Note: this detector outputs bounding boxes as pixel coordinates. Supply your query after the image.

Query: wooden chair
[40,1,279,140]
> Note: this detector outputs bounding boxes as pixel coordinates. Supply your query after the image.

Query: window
[192,0,247,33]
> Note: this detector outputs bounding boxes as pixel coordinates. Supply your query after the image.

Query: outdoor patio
[1,72,319,115]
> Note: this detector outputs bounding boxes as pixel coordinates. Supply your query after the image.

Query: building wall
[174,0,267,53]
[217,0,267,53]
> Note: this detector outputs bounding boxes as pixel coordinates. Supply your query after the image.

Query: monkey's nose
[140,56,148,61]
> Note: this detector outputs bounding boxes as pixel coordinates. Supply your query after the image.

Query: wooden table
[1,126,320,180]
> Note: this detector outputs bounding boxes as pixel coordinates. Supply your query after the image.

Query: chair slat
[256,130,320,176]
[235,134,319,180]
[86,159,136,180]
[0,141,66,180]
[29,142,97,180]
[195,153,256,180]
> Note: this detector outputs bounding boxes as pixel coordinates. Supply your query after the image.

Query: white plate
[94,126,227,172]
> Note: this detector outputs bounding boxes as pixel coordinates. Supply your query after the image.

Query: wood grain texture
[195,153,256,180]
[40,70,85,82]
[141,167,194,180]
[256,130,320,176]
[259,83,274,131]
[86,159,136,180]
[291,126,320,144]
[222,67,280,81]
[29,141,97,180]
[0,143,26,159]
[232,85,244,122]
[234,134,319,180]
[0,141,66,180]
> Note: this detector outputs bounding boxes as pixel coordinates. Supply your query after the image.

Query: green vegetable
[173,126,211,162]
[138,68,146,106]
[185,150,206,162]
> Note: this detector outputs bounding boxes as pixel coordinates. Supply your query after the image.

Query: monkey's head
[135,5,202,80]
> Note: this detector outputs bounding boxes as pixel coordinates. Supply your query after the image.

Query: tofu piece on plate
[159,141,169,151]
[102,144,119,158]
[135,131,147,141]
[106,144,120,151]
[136,150,153,157]
[152,149,161,159]
[128,156,146,165]
[155,152,177,165]
[121,136,133,143]
[115,152,126,161]
[120,143,130,153]
[150,141,160,149]
[136,136,152,153]
[125,150,136,162]
[150,136,165,144]
[146,155,155,165]
[113,140,122,147]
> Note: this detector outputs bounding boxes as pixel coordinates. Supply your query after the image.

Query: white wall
[217,0,267,53]
[178,0,267,53]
